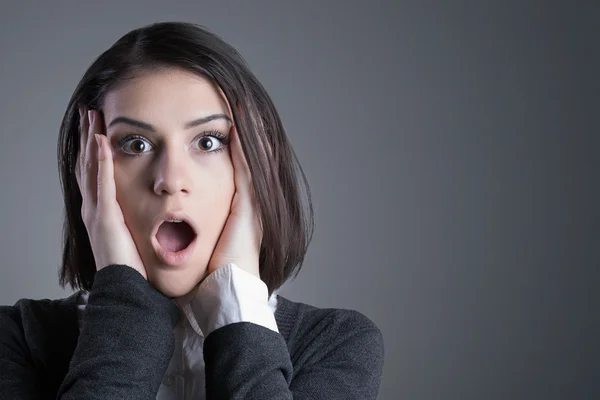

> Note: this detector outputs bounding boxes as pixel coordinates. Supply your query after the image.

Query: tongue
[156,222,195,252]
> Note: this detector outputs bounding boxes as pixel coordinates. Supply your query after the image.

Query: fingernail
[95,134,102,149]
[88,110,94,125]
[78,107,83,119]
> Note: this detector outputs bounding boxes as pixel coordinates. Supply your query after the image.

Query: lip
[150,210,199,267]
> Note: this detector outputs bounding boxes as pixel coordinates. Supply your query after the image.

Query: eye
[119,136,153,155]
[117,132,229,156]
[195,135,225,152]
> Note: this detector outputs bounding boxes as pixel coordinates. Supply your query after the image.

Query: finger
[76,106,88,190]
[85,110,99,206]
[229,125,252,193]
[230,126,262,234]
[95,132,117,216]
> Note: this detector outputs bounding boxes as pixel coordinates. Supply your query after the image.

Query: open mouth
[155,220,197,252]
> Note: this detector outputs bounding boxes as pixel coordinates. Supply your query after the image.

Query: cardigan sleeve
[203,313,384,399]
[198,267,385,399]
[0,264,181,400]
[57,265,181,400]
[190,263,279,336]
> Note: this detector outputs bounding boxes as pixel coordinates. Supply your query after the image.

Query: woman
[0,22,384,399]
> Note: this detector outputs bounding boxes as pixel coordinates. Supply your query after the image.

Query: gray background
[0,1,597,399]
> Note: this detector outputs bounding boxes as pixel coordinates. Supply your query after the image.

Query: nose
[152,146,192,197]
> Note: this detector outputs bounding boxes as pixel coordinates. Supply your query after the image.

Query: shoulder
[0,292,80,373]
[274,296,384,395]
[276,296,381,333]
[0,292,80,334]
[276,295,383,335]
[275,295,384,361]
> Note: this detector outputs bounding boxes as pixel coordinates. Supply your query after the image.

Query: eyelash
[116,130,231,157]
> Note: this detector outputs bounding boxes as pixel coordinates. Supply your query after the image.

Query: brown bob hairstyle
[57,22,314,296]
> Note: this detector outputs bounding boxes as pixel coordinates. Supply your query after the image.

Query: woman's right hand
[75,107,148,280]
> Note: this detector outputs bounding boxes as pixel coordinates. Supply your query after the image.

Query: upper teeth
[166,219,183,223]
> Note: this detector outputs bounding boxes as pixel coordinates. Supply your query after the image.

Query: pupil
[132,141,145,153]
[200,138,213,150]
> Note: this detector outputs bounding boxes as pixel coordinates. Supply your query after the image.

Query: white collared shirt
[77,263,279,400]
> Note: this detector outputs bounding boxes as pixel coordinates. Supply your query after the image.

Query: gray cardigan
[0,265,384,399]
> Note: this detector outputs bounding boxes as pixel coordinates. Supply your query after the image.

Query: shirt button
[164,374,174,386]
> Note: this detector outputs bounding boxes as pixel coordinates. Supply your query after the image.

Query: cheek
[191,170,234,254]
[112,164,145,226]
[203,163,235,221]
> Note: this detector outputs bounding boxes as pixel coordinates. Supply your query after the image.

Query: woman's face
[101,68,235,298]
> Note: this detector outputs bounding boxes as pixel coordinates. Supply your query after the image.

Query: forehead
[102,68,232,121]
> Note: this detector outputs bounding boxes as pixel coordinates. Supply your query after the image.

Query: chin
[148,267,207,299]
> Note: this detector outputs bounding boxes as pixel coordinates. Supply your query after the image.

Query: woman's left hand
[206,125,263,279]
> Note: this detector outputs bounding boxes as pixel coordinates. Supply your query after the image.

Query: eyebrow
[107,114,232,131]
